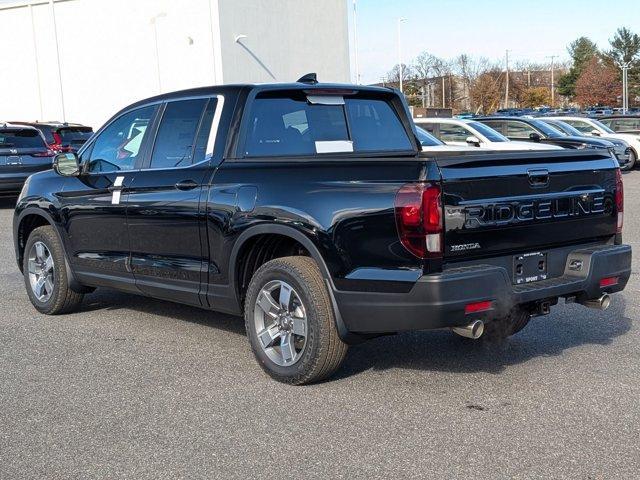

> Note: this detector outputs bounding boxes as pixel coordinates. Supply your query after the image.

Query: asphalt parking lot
[1,174,639,480]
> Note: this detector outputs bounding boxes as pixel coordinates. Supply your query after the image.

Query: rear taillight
[615,168,624,233]
[31,150,54,157]
[395,183,443,259]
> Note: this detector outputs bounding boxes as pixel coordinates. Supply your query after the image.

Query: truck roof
[122,82,397,112]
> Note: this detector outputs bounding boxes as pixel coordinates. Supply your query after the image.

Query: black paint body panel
[12,84,631,339]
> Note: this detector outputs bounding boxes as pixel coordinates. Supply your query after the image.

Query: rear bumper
[334,244,631,333]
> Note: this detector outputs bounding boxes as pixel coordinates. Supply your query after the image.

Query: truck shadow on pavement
[336,298,632,378]
[79,288,631,378]
[80,288,246,337]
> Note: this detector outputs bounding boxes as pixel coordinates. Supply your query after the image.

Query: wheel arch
[15,208,59,272]
[229,224,355,342]
[15,207,89,294]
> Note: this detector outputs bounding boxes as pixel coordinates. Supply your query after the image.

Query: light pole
[49,0,65,121]
[620,62,631,113]
[353,0,360,83]
[504,49,510,109]
[546,55,558,107]
[150,12,167,94]
[397,17,407,95]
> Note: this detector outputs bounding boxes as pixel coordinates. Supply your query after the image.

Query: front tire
[23,225,84,314]
[245,256,348,385]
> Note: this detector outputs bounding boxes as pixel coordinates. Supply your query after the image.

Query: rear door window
[615,118,640,131]
[244,93,412,157]
[438,123,470,142]
[505,121,538,139]
[149,98,210,169]
[0,129,46,149]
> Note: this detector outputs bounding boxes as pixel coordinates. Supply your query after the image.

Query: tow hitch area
[530,299,553,317]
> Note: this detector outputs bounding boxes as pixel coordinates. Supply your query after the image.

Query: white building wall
[217,0,350,84]
[0,0,350,129]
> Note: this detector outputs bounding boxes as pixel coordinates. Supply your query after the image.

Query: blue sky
[352,0,640,83]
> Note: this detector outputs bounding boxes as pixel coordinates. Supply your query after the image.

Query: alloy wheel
[253,280,308,366]
[27,241,55,302]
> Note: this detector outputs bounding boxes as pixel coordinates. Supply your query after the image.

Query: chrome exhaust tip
[452,320,484,339]
[581,294,611,310]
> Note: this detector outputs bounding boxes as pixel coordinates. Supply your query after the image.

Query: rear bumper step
[334,244,631,333]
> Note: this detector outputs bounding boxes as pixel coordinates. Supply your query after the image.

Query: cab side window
[149,99,211,169]
[439,123,470,142]
[86,106,155,173]
[505,121,538,139]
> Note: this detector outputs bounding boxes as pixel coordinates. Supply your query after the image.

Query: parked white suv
[547,116,640,168]
[415,118,562,151]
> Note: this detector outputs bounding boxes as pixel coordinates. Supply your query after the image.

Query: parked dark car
[476,116,619,152]
[13,81,631,384]
[540,118,632,169]
[10,121,93,153]
[0,123,54,195]
[598,116,640,134]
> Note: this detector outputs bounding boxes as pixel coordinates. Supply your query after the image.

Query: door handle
[175,180,199,191]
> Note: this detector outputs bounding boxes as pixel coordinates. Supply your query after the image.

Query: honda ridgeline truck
[13,77,631,384]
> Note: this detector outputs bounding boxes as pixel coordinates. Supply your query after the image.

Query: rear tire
[23,226,84,315]
[244,256,348,385]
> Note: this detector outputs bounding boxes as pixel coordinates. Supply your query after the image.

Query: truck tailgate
[433,150,620,261]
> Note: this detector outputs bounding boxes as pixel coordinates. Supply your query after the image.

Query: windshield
[467,121,508,142]
[0,129,46,149]
[590,119,616,134]
[415,126,444,146]
[529,119,563,138]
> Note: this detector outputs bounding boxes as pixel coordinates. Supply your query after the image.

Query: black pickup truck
[13,78,631,384]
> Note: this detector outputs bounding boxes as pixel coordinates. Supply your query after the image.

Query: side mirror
[53,152,80,176]
[529,132,542,142]
[466,135,481,147]
[591,129,601,136]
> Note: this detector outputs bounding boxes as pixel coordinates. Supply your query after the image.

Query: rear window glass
[0,129,46,149]
[59,128,93,143]
[244,94,412,157]
[345,98,412,152]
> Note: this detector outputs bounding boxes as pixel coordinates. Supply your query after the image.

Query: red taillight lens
[395,183,443,259]
[464,300,493,315]
[31,150,54,157]
[615,168,624,234]
[600,276,619,288]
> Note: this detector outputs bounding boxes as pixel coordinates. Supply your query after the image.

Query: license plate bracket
[513,251,548,284]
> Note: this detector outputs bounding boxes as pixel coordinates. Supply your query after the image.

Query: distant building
[376,68,565,113]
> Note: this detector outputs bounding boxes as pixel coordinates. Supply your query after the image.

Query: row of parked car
[0,121,92,195]
[414,114,640,170]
